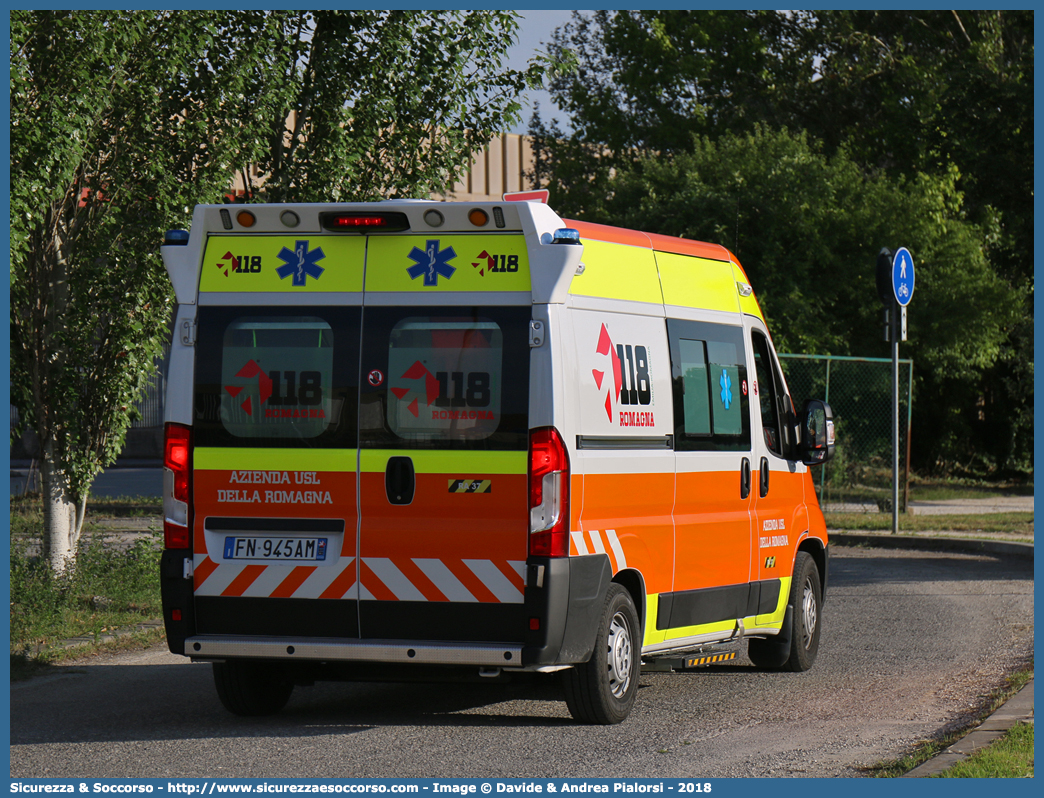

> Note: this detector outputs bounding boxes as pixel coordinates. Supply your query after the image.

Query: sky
[503,9,583,135]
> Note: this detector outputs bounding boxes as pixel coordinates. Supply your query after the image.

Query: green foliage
[826,513,1033,535]
[929,722,1033,778]
[544,11,800,157]
[11,11,284,500]
[10,10,560,564]
[534,10,1032,473]
[10,531,164,655]
[249,11,564,203]
[579,128,1019,470]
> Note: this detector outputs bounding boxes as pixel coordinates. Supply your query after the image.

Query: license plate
[223,536,328,561]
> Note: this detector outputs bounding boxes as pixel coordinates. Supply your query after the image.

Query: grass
[10,495,164,665]
[825,511,1033,535]
[867,666,1034,777]
[9,626,167,681]
[908,477,1034,501]
[82,494,162,517]
[930,722,1034,778]
[814,470,1033,508]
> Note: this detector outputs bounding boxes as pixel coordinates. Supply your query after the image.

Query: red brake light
[164,423,191,503]
[528,427,570,557]
[329,215,388,228]
[163,423,192,549]
[319,212,410,232]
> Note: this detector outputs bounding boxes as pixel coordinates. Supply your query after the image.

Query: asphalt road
[10,545,1033,779]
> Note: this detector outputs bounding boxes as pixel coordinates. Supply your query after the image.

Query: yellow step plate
[684,651,737,668]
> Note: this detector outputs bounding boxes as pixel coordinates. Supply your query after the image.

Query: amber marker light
[468,208,489,227]
[236,210,256,228]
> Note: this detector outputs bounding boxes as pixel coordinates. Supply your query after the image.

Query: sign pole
[891,303,900,535]
[876,247,914,535]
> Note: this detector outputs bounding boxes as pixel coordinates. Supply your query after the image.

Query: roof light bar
[551,228,581,245]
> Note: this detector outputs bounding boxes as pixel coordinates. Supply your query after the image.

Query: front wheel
[747,550,822,672]
[213,660,294,716]
[562,583,640,724]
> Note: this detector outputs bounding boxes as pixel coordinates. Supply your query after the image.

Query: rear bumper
[162,552,613,669]
[186,635,521,667]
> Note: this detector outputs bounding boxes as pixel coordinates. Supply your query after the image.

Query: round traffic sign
[892,247,914,306]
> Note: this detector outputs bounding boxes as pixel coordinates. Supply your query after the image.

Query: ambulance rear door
[190,233,365,641]
[356,230,533,646]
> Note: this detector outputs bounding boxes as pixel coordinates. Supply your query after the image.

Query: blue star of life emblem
[276,240,325,287]
[407,240,457,287]
[719,370,733,410]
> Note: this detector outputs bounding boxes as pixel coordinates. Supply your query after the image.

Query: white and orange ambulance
[160,198,835,724]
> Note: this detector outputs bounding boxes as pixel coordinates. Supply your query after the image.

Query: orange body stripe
[221,564,266,597]
[564,219,651,249]
[444,559,499,603]
[360,560,399,602]
[271,566,318,599]
[494,559,526,594]
[319,559,357,599]
[601,535,621,573]
[564,218,731,262]
[646,231,731,262]
[193,557,219,589]
[396,557,449,602]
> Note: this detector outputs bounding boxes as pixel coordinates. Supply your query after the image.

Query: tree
[786,11,1033,471]
[235,11,560,203]
[534,10,1032,473]
[10,10,559,574]
[584,128,1021,470]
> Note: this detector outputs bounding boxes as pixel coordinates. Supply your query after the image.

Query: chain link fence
[779,354,913,513]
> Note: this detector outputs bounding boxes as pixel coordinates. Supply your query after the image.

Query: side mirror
[798,399,835,466]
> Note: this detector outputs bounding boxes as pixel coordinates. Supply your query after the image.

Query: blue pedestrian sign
[891,247,914,306]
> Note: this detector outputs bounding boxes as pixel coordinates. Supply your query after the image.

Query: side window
[751,331,790,458]
[667,318,750,452]
[193,306,360,449]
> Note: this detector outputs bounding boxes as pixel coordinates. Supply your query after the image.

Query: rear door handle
[740,458,751,500]
[385,456,415,505]
[760,457,770,498]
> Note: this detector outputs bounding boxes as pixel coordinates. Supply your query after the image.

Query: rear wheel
[213,660,294,716]
[747,551,822,672]
[563,583,640,724]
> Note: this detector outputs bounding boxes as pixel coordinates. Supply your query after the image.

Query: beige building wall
[438,133,539,202]
[230,132,540,203]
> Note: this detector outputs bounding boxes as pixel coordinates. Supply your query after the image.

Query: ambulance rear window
[193,306,360,450]
[219,318,334,439]
[358,306,530,451]
[386,318,503,442]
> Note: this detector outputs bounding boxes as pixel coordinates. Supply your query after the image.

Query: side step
[641,649,738,673]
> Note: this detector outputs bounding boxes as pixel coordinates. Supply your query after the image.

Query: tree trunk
[40,438,82,575]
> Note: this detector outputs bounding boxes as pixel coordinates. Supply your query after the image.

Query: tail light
[163,423,192,549]
[528,427,570,557]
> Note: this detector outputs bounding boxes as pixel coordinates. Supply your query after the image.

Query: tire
[747,551,822,672]
[212,660,294,716]
[562,583,640,724]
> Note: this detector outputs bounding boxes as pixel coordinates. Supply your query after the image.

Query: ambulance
[159,198,835,724]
